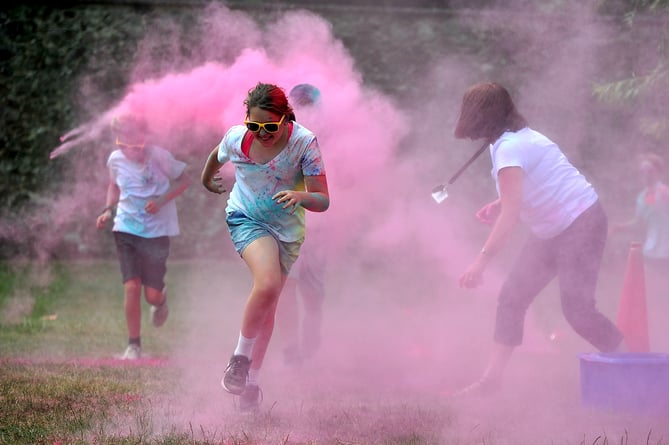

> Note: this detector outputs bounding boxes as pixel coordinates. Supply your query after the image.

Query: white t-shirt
[217,122,326,242]
[491,127,598,239]
[108,145,186,238]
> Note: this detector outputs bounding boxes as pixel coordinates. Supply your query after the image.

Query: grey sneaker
[121,344,141,360]
[150,287,169,327]
[221,355,250,395]
[238,384,262,412]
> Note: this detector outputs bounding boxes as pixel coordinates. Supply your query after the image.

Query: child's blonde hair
[110,114,147,136]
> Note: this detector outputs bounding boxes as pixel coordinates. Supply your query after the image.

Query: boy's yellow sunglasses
[244,115,285,133]
[115,137,145,150]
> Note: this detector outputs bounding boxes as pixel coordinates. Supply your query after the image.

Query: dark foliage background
[1,0,667,259]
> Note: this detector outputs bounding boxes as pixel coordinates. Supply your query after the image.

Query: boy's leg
[137,236,169,327]
[145,285,166,306]
[114,232,144,356]
[277,275,301,363]
[300,267,325,358]
[124,277,143,339]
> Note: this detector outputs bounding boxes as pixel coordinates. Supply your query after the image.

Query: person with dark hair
[201,82,329,411]
[96,114,190,360]
[453,82,624,394]
[610,152,669,350]
[288,83,321,108]
[277,83,327,366]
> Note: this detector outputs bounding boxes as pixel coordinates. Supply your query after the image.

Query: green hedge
[1,1,667,260]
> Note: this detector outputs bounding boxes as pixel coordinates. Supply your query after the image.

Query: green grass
[1,259,668,445]
[1,362,142,444]
[2,261,127,358]
[0,260,190,445]
[0,261,65,328]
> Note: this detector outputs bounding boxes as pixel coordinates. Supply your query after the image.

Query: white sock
[248,368,260,386]
[234,333,256,358]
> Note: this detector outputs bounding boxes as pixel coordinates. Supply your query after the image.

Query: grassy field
[1,254,668,445]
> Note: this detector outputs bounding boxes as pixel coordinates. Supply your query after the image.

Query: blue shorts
[226,210,302,275]
[113,231,169,291]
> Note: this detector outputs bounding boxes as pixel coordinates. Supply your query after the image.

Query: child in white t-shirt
[201,83,329,411]
[96,115,190,360]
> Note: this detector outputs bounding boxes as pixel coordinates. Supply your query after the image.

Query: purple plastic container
[579,352,669,415]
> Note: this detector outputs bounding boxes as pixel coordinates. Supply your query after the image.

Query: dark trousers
[494,201,623,352]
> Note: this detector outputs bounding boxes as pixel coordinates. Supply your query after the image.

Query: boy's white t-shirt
[217,122,326,242]
[491,127,598,239]
[108,145,186,238]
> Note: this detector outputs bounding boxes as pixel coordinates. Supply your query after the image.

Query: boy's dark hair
[454,82,527,141]
[289,83,321,107]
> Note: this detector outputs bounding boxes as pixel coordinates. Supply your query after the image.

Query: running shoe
[121,344,141,360]
[221,355,250,395]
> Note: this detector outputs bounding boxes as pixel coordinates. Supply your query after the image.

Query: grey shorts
[113,231,169,291]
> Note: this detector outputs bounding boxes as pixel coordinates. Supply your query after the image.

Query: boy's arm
[96,177,120,229]
[145,168,191,214]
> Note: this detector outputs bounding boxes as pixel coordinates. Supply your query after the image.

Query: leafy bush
[1,1,668,260]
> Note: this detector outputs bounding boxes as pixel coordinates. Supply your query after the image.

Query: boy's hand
[96,210,112,229]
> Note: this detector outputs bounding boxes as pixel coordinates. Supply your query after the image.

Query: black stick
[446,141,490,185]
[432,141,490,195]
